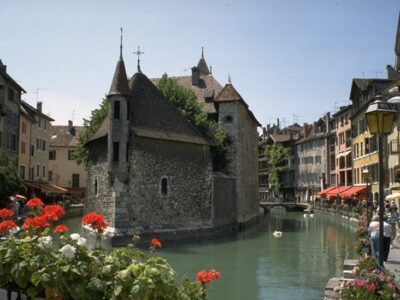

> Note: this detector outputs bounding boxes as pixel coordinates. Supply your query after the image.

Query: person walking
[387,207,399,243]
[368,215,380,258]
[383,216,392,262]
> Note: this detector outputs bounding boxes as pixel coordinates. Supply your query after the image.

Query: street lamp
[365,97,397,267]
[362,167,371,224]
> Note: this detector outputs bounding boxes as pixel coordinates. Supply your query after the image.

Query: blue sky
[0,1,399,127]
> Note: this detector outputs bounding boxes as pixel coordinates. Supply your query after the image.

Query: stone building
[258,123,302,201]
[0,60,25,163]
[48,121,87,198]
[153,50,261,225]
[85,50,217,244]
[294,116,330,202]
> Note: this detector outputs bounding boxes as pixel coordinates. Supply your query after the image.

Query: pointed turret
[108,57,130,96]
[108,28,130,96]
[197,47,210,75]
[395,11,400,71]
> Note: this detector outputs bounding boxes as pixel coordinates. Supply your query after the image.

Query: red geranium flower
[23,215,50,231]
[82,212,108,232]
[43,205,65,221]
[0,208,14,220]
[0,220,17,234]
[151,238,162,248]
[196,269,221,284]
[26,198,44,208]
[54,224,69,234]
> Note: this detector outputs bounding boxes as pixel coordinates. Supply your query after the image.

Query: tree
[0,149,26,203]
[75,99,109,166]
[264,143,290,196]
[157,74,229,170]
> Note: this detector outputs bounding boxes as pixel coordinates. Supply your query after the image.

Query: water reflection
[64,212,357,300]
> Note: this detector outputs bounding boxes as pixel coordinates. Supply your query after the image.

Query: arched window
[161,177,168,195]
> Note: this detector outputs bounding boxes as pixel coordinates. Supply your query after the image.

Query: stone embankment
[324,259,357,299]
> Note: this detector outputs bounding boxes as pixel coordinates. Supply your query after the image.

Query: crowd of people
[368,200,400,263]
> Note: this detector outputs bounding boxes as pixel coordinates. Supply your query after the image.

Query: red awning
[339,185,367,199]
[325,186,352,198]
[318,186,337,196]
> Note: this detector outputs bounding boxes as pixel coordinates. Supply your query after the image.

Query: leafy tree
[75,99,108,166]
[264,143,290,196]
[0,149,26,203]
[157,74,229,170]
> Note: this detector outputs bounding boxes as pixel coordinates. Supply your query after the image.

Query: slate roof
[0,60,26,92]
[270,134,291,143]
[197,57,210,75]
[152,75,223,114]
[108,57,130,96]
[90,72,210,146]
[50,125,84,147]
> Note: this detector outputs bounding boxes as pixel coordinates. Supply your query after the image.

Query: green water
[65,212,357,300]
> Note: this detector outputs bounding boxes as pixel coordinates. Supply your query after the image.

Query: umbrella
[385,192,400,200]
[388,96,400,104]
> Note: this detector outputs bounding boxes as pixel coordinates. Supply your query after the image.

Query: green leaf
[27,286,40,297]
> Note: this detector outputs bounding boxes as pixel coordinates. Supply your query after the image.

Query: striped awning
[24,181,68,194]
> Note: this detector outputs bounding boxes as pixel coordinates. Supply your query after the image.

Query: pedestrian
[387,207,399,242]
[383,216,392,262]
[368,215,380,258]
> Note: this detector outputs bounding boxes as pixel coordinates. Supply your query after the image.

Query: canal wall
[314,207,359,230]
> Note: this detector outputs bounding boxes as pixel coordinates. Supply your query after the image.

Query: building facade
[48,121,87,198]
[0,60,25,163]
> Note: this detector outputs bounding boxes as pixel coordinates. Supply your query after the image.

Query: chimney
[325,112,330,134]
[387,65,399,80]
[37,101,42,112]
[262,127,267,137]
[313,121,318,133]
[68,120,73,134]
[191,66,200,85]
[0,60,6,72]
[277,118,280,130]
[303,123,309,138]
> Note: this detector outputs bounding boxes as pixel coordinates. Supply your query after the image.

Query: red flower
[23,215,50,231]
[54,224,69,234]
[0,208,14,220]
[196,269,221,284]
[43,205,65,221]
[0,220,17,234]
[82,212,108,232]
[26,198,44,208]
[151,238,162,248]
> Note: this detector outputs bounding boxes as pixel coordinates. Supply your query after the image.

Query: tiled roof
[152,75,222,114]
[90,72,210,146]
[197,57,210,75]
[50,125,85,147]
[108,57,130,96]
[216,83,261,126]
[20,100,54,121]
[270,134,291,143]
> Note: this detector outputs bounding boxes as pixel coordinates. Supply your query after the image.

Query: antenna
[361,72,365,79]
[292,114,301,124]
[36,88,46,103]
[371,70,382,78]
[120,27,123,59]
[228,73,231,83]
[71,109,76,123]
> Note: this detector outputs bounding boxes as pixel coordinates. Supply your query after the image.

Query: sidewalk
[385,244,400,285]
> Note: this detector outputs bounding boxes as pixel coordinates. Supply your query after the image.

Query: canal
[65,211,357,300]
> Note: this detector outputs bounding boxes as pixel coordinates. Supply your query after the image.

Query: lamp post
[365,97,397,267]
[362,167,371,225]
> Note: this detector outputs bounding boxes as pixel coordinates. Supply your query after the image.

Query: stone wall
[115,136,213,232]
[212,173,236,227]
[218,102,259,224]
[85,138,114,227]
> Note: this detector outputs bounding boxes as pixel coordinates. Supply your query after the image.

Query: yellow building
[349,79,393,201]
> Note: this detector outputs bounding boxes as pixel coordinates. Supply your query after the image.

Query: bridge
[259,202,311,213]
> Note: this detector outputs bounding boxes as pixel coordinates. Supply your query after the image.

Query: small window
[113,142,119,162]
[114,101,120,119]
[48,171,52,182]
[68,150,75,160]
[8,88,14,102]
[161,177,168,195]
[224,115,233,123]
[30,145,34,156]
[36,164,39,177]
[42,165,45,178]
[21,141,26,154]
[126,142,130,162]
[37,138,40,150]
[72,174,79,188]
[42,140,46,151]
[49,150,56,160]
[38,117,41,128]
[94,178,98,196]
